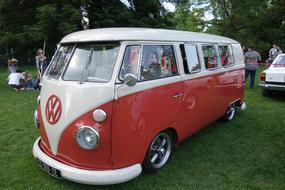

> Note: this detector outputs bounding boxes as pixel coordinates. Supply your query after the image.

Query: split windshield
[46,43,120,82]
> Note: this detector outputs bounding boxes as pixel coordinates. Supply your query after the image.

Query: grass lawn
[0,66,284,190]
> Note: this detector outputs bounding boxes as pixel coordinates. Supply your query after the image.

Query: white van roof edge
[60,27,239,44]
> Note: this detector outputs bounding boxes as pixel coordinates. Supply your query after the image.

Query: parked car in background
[259,54,285,96]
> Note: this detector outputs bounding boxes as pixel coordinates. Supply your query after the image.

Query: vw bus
[33,28,246,185]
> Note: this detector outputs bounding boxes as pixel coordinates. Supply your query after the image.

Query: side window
[120,46,141,79]
[219,45,234,67]
[47,45,74,79]
[202,45,219,69]
[184,44,201,73]
[140,45,178,81]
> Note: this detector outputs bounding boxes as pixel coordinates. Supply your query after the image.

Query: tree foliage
[0,0,284,64]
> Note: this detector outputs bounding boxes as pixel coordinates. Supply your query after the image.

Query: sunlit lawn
[0,66,284,190]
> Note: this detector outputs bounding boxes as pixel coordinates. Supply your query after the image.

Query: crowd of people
[6,48,49,91]
[243,44,283,89]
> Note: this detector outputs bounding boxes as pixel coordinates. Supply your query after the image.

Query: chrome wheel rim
[149,132,171,168]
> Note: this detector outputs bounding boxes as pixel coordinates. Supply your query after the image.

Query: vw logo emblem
[45,95,62,125]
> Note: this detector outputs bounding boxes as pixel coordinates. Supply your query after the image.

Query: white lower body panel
[32,137,142,185]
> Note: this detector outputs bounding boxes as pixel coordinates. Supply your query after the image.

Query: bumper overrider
[33,137,142,185]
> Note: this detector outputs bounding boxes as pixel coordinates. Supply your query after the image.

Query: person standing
[37,49,49,79]
[7,58,19,74]
[268,44,282,63]
[244,47,261,89]
[35,48,43,78]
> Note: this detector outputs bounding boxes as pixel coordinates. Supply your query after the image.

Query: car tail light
[260,72,266,82]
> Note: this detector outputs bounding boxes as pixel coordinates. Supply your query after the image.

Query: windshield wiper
[79,48,94,84]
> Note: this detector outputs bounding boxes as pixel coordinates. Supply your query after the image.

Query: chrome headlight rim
[34,110,40,128]
[75,126,100,150]
[37,95,41,104]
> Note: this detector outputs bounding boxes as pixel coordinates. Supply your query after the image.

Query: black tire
[262,89,272,97]
[223,103,236,122]
[142,130,174,174]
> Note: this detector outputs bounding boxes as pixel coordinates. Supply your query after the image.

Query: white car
[259,53,285,96]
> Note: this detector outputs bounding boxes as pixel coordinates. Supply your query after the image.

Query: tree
[169,0,206,32]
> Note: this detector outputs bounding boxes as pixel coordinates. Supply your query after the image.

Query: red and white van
[33,28,246,185]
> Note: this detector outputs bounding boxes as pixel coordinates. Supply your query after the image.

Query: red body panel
[38,68,244,170]
[178,68,244,141]
[38,106,51,150]
[112,81,183,168]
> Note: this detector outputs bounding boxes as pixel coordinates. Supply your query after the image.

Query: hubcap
[226,104,235,120]
[149,133,171,168]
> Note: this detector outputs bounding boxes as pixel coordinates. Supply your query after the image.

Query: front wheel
[142,131,174,174]
[223,103,236,121]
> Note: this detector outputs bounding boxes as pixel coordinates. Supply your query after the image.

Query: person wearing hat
[7,58,19,74]
[244,47,261,89]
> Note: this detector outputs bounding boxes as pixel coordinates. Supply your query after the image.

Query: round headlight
[92,109,107,123]
[75,126,100,150]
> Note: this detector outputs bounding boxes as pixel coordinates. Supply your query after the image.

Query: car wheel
[262,89,272,97]
[223,103,236,121]
[142,130,174,174]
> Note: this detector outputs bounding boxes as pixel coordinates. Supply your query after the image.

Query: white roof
[60,28,239,44]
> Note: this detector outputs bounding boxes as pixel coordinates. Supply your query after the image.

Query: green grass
[0,66,284,190]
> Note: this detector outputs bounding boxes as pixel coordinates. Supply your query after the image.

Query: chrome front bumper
[32,137,142,185]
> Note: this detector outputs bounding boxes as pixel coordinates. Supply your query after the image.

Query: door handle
[173,93,183,98]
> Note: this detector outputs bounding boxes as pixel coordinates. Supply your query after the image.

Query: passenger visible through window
[140,45,178,81]
[219,45,233,67]
[202,45,218,69]
[184,44,200,73]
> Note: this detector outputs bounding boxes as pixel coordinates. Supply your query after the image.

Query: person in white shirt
[268,44,282,63]
[7,70,25,90]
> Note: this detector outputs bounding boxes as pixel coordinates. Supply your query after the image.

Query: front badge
[45,95,62,125]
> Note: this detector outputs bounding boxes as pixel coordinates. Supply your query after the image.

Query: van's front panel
[33,41,143,185]
[39,79,114,169]
[37,43,120,170]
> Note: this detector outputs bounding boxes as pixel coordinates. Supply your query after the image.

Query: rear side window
[202,45,219,69]
[184,44,200,73]
[218,45,234,67]
[120,45,178,81]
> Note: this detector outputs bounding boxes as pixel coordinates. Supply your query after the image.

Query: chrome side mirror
[124,74,137,87]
